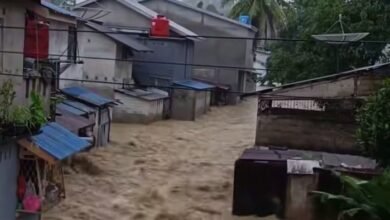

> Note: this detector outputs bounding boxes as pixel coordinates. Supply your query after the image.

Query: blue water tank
[239,15,251,25]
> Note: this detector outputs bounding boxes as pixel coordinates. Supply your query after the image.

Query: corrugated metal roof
[57,103,86,116]
[31,122,90,160]
[62,87,115,107]
[56,109,95,133]
[115,88,169,101]
[62,100,96,114]
[140,0,257,32]
[75,0,200,40]
[117,0,199,39]
[192,78,230,90]
[40,0,79,18]
[85,22,153,52]
[267,62,390,93]
[174,80,215,90]
[240,147,377,170]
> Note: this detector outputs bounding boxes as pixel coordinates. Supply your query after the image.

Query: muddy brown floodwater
[44,97,277,220]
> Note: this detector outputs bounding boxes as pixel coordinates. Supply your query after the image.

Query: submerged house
[232,63,390,219]
[75,0,214,121]
[0,1,91,220]
[75,21,153,97]
[114,88,169,123]
[61,86,116,147]
[256,63,390,154]
[76,21,173,123]
[141,0,258,104]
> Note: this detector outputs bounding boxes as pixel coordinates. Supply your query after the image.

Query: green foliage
[0,80,16,124]
[10,106,31,127]
[312,171,390,220]
[356,80,390,167]
[29,91,47,129]
[222,0,287,39]
[267,0,390,84]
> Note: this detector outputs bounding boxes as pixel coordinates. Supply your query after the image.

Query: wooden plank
[17,139,57,165]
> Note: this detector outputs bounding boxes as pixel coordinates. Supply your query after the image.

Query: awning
[192,78,230,90]
[56,109,95,134]
[173,80,215,91]
[62,87,116,107]
[17,123,91,164]
[85,22,153,52]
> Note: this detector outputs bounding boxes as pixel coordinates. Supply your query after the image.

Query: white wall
[49,20,70,61]
[59,63,83,89]
[113,92,164,123]
[0,2,27,105]
[78,25,134,97]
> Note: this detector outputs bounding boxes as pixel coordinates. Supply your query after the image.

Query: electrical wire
[0,71,367,100]
[0,50,275,72]
[2,25,390,44]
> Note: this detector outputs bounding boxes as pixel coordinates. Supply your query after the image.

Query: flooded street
[44,98,275,220]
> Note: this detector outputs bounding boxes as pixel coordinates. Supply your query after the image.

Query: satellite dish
[312,14,369,44]
[312,33,369,45]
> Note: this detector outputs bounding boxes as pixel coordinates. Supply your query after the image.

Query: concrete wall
[194,90,210,118]
[142,0,257,103]
[133,38,194,86]
[0,2,27,105]
[113,92,164,124]
[271,74,387,98]
[256,112,358,154]
[171,89,210,120]
[77,24,133,97]
[285,175,315,220]
[171,89,195,120]
[59,63,83,89]
[256,72,390,154]
[49,20,70,61]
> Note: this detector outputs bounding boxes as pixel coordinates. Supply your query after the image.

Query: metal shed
[61,87,116,147]
[233,147,377,219]
[55,107,95,143]
[170,80,214,120]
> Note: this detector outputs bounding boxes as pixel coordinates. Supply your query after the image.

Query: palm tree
[311,171,390,220]
[222,0,288,45]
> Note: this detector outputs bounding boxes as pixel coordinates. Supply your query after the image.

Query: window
[67,26,77,63]
[120,45,133,60]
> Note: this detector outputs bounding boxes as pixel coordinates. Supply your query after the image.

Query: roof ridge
[140,0,257,32]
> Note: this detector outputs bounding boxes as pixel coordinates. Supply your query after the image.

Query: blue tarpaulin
[62,87,115,107]
[31,122,90,161]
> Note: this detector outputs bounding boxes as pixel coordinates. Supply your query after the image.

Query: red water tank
[151,15,170,37]
[24,16,49,59]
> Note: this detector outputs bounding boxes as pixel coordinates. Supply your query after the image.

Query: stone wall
[256,108,359,154]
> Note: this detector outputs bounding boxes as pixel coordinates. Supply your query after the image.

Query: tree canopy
[222,0,287,40]
[266,0,390,84]
[357,80,390,167]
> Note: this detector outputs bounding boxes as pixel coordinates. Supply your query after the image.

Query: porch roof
[85,22,153,52]
[18,123,91,163]
[62,87,116,107]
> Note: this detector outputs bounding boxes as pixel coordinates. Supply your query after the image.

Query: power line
[0,71,371,100]
[0,72,318,99]
[0,50,274,72]
[2,25,390,44]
